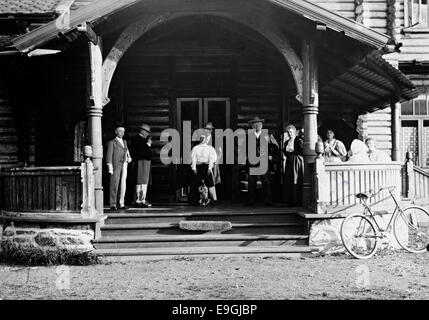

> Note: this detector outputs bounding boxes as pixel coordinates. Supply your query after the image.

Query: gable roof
[10,0,393,53]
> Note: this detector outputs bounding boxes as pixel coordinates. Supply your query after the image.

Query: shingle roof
[0,0,62,15]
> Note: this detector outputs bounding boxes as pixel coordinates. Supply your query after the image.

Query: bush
[0,241,100,266]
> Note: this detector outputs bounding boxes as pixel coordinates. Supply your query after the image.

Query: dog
[198,180,210,207]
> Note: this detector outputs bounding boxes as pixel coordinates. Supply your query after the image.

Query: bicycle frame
[359,187,402,233]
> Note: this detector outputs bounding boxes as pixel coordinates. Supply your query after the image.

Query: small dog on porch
[198,180,210,207]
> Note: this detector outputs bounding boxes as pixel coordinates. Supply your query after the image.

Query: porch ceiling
[323,52,419,111]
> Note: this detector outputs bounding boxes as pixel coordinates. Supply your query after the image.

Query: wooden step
[100,222,307,236]
[93,234,309,249]
[105,210,304,224]
[95,245,317,256]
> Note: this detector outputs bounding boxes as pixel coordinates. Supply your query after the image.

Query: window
[405,0,429,29]
[401,88,429,116]
[401,88,429,168]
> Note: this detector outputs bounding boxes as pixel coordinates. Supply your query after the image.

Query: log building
[0,0,427,256]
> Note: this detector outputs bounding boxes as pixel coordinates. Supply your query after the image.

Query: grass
[0,242,100,266]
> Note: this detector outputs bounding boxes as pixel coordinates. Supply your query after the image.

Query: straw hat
[248,116,264,125]
[139,123,151,133]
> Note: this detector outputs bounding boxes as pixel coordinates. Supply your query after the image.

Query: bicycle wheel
[394,206,429,253]
[340,214,379,259]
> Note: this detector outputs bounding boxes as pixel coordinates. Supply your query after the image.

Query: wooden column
[391,100,401,161]
[88,40,104,215]
[302,38,319,209]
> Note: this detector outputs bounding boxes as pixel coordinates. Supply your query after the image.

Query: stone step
[95,245,317,257]
[100,222,307,236]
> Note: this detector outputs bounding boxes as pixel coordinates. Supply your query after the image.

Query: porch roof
[9,0,392,53]
[323,52,419,110]
[2,0,419,108]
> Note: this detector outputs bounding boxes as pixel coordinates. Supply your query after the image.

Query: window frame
[404,0,429,32]
[401,90,429,168]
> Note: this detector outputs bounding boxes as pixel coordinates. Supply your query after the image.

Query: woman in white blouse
[191,131,218,205]
[324,129,347,163]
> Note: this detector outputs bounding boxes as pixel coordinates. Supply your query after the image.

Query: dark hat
[139,123,151,133]
[204,122,215,130]
[248,116,264,125]
[114,123,125,130]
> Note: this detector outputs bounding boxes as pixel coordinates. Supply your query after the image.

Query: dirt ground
[0,250,428,300]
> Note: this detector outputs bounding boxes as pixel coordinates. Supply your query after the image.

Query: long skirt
[136,159,151,184]
[283,153,304,205]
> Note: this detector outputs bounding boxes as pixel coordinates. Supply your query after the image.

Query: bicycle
[340,186,429,259]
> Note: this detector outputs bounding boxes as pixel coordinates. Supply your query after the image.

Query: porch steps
[93,206,311,256]
[100,222,307,236]
[95,245,316,257]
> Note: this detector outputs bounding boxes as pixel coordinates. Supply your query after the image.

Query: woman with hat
[131,123,153,207]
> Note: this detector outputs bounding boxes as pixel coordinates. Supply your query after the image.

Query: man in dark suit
[106,125,132,210]
[246,116,279,206]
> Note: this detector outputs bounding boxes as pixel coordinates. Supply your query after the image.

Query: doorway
[176,97,232,202]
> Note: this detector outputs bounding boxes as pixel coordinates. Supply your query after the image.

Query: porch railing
[0,146,98,217]
[402,151,429,200]
[314,144,402,214]
[0,166,82,213]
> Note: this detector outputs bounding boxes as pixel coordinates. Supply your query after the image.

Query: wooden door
[175,97,232,202]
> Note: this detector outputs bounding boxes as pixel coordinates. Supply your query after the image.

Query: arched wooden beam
[102,11,304,107]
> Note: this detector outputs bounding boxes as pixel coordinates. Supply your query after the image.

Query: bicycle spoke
[394,207,429,253]
[341,215,378,259]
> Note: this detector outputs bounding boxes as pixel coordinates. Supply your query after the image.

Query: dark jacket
[131,134,152,160]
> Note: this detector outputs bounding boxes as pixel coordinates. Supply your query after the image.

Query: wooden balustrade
[0,166,82,213]
[0,147,98,217]
[314,144,402,214]
[402,151,429,200]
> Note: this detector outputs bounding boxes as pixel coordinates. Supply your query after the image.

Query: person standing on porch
[282,124,304,207]
[106,125,132,211]
[131,123,153,208]
[191,131,218,206]
[324,129,347,163]
[204,122,221,187]
[246,116,275,206]
[365,137,391,162]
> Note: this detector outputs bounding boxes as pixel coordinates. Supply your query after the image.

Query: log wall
[0,78,18,168]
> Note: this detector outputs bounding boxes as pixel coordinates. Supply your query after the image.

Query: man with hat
[246,116,278,206]
[106,125,132,211]
[131,123,153,207]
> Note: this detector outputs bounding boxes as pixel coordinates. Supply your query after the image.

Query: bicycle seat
[356,192,370,200]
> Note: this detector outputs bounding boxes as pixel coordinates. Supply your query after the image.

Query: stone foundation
[0,225,95,254]
[309,213,408,255]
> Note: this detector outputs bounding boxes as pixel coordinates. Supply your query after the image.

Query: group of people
[106,123,153,210]
[320,129,391,163]
[105,118,391,210]
[187,116,305,207]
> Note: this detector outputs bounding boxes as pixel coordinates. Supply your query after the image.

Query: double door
[176,97,232,201]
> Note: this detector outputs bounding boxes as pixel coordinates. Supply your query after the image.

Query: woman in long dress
[324,129,347,163]
[282,125,304,206]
